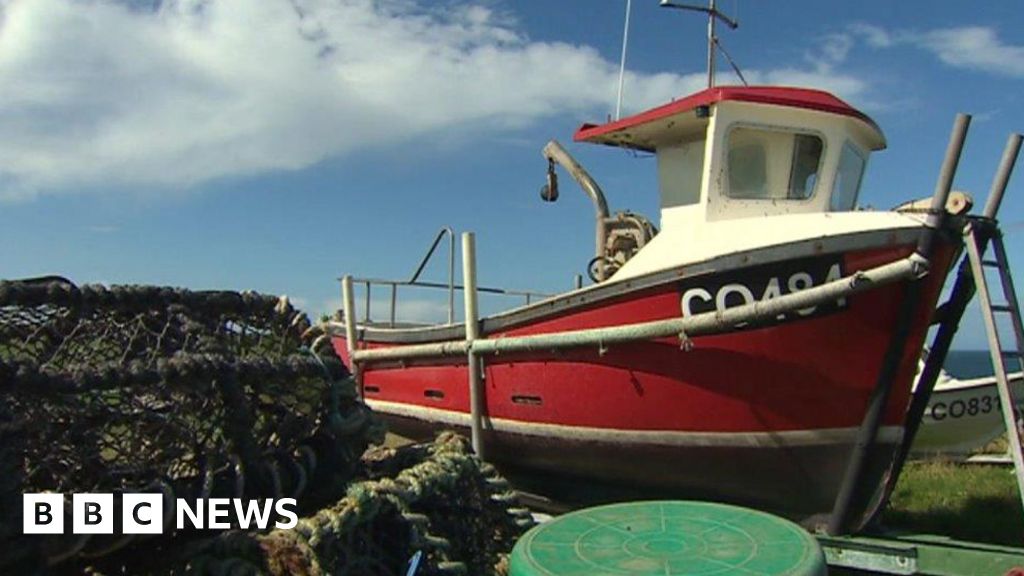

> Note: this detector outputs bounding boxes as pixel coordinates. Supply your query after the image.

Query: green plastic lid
[510,500,826,576]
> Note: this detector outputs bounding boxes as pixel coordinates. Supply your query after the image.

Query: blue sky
[1,0,1022,350]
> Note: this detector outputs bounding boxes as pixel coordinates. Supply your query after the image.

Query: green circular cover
[510,500,826,576]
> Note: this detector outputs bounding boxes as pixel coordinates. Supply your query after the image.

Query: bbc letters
[24,493,298,534]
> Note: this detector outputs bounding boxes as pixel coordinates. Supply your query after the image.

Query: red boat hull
[372,407,899,521]
[333,236,957,528]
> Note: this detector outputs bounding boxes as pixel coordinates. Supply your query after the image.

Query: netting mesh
[95,433,534,576]
[0,278,305,370]
[0,277,384,569]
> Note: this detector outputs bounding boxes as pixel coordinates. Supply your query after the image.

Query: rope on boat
[348,253,930,366]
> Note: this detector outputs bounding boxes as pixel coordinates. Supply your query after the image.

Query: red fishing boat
[328,8,987,532]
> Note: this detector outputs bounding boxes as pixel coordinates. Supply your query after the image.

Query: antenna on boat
[659,0,745,88]
[615,0,633,120]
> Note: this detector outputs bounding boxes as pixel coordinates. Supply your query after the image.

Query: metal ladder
[965,223,1024,507]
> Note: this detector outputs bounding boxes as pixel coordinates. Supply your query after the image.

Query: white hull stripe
[366,400,904,449]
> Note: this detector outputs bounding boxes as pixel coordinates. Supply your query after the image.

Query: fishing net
[96,433,535,576]
[0,277,383,570]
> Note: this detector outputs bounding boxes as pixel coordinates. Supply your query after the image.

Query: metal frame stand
[819,131,1024,573]
[826,113,970,536]
[341,275,360,392]
[965,224,1024,506]
[879,133,1023,516]
[462,233,488,459]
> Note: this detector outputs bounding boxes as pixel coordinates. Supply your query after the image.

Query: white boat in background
[911,361,1024,458]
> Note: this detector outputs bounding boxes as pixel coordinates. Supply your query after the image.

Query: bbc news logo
[23,493,298,534]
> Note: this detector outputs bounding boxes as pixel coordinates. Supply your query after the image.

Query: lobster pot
[0,278,378,567]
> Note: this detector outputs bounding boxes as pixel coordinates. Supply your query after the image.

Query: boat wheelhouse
[577,86,891,283]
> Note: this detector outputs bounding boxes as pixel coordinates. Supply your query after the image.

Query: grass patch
[884,459,1024,545]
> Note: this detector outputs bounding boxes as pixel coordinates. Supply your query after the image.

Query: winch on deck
[539,140,658,283]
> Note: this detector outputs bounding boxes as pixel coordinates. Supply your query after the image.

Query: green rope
[143,434,532,576]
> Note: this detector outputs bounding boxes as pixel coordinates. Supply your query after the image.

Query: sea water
[945,349,1019,379]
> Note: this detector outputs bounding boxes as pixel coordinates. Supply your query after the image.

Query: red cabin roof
[574,86,884,149]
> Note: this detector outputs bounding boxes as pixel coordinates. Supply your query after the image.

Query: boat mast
[659,0,739,88]
[706,0,716,88]
[615,0,633,120]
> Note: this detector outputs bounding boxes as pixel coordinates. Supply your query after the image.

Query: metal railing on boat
[341,234,931,464]
[339,226,550,328]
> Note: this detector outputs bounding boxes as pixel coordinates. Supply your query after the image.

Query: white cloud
[389,298,452,324]
[0,0,873,201]
[848,23,892,49]
[914,27,1024,78]
[848,23,1024,78]
[738,31,870,104]
[817,33,854,69]
[321,295,451,325]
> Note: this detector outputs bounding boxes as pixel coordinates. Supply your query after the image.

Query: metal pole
[883,131,1022,511]
[707,0,716,88]
[828,113,971,536]
[994,237,1024,374]
[448,229,456,324]
[574,274,583,290]
[403,226,456,324]
[827,281,920,535]
[389,283,397,327]
[917,114,971,258]
[984,133,1023,219]
[408,227,452,283]
[353,255,925,365]
[659,0,737,87]
[615,0,632,120]
[341,275,361,392]
[364,281,372,323]
[876,250,975,520]
[542,141,610,281]
[969,233,1024,507]
[462,233,486,459]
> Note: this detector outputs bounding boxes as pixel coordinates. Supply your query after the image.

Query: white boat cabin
[569,86,920,282]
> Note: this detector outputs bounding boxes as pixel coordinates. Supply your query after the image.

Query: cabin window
[831,141,867,211]
[726,127,824,201]
[658,141,705,208]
